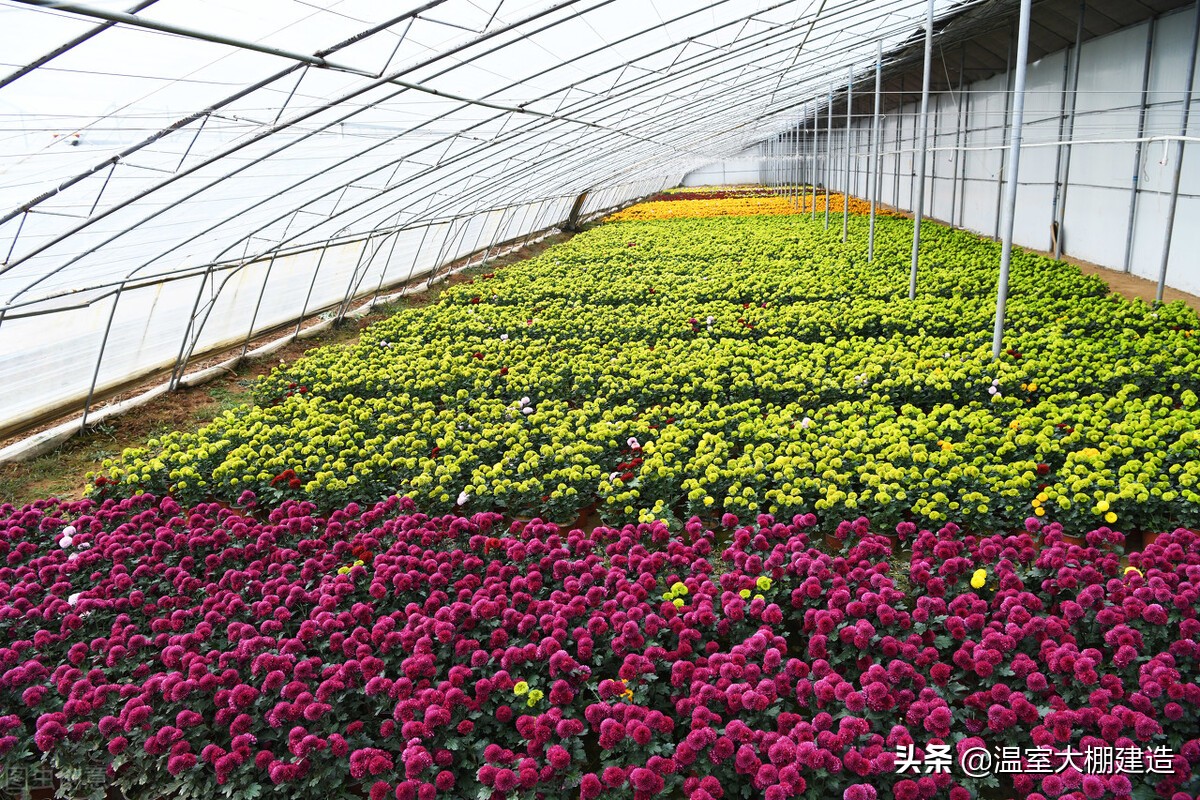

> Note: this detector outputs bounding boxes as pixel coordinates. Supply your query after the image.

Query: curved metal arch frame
[113,0,933,299]
[1,0,935,303]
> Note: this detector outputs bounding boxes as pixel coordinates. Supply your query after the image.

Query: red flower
[499,367,509,376]
[1036,463,1050,475]
[473,352,483,360]
[469,297,481,304]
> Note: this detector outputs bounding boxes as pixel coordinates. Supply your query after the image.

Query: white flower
[706,316,714,324]
[77,542,90,550]
[521,406,534,415]
[800,417,813,429]
[62,525,76,537]
[67,553,79,561]
[987,386,998,395]
[609,472,621,481]
[67,592,81,606]
[59,536,73,549]
[519,396,530,406]
[456,490,470,506]
[627,437,641,450]
[500,334,509,341]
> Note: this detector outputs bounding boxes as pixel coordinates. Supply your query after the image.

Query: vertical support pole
[371,225,407,304]
[909,0,935,301]
[240,253,280,357]
[1123,17,1156,272]
[80,287,123,431]
[958,68,973,228]
[811,105,819,218]
[825,83,833,229]
[397,224,432,293]
[843,66,853,242]
[336,237,383,323]
[1155,0,1200,303]
[869,43,882,261]
[1052,0,1086,259]
[894,75,904,213]
[949,45,966,229]
[294,245,331,337]
[929,82,940,221]
[170,266,213,389]
[995,27,1015,240]
[992,0,1034,360]
[794,121,800,207]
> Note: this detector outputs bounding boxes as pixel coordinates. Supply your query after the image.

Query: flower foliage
[1,492,1198,799]
[91,213,1200,534]
[603,190,882,221]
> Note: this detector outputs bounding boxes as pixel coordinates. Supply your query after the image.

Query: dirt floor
[2,208,1198,509]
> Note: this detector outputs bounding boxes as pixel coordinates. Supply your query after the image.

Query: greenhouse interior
[2,0,1200,797]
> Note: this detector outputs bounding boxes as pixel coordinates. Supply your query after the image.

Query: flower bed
[92,213,1200,535]
[1,493,1197,799]
[603,191,880,221]
[644,188,788,202]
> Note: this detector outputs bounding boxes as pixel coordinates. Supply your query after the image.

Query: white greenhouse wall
[684,6,1200,298]
[0,175,680,437]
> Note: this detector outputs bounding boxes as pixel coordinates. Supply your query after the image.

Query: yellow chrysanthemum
[756,576,772,591]
[513,681,529,696]
[739,589,751,599]
[970,568,987,590]
[1104,511,1117,524]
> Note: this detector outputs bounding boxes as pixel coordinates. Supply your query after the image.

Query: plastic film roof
[0,0,965,435]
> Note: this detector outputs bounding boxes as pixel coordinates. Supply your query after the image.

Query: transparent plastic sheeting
[0,187,643,434]
[0,0,959,434]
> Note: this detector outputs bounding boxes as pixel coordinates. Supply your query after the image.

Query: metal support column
[1052,0,1086,259]
[909,0,935,301]
[1156,0,1200,303]
[869,43,882,261]
[995,28,1015,240]
[80,286,123,431]
[992,0,1034,360]
[894,76,903,209]
[239,253,281,357]
[949,45,965,229]
[811,105,819,218]
[843,66,853,241]
[1123,18,1157,273]
[825,82,833,229]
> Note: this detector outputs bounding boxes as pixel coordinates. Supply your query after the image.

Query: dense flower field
[1,491,1197,799]
[93,210,1200,536]
[604,191,878,221]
